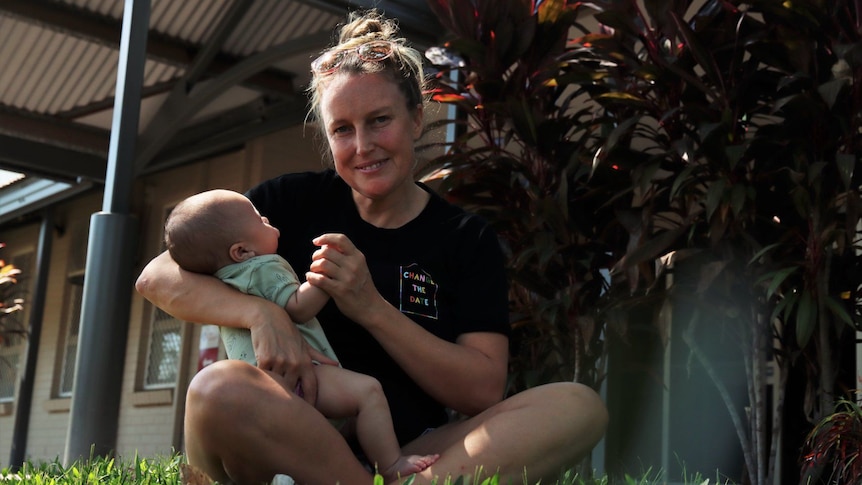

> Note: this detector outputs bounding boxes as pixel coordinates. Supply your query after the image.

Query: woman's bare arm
[135,250,322,403]
[136,251,253,326]
[352,299,508,416]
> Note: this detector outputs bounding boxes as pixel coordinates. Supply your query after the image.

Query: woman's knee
[189,359,249,395]
[183,361,265,482]
[186,360,266,419]
[515,382,608,436]
[556,381,605,409]
[549,382,609,441]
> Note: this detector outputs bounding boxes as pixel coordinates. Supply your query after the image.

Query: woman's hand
[248,305,340,403]
[306,233,388,323]
[246,300,328,405]
[305,233,507,414]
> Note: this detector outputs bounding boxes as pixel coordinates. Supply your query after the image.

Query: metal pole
[8,209,54,470]
[64,0,149,463]
[101,0,149,215]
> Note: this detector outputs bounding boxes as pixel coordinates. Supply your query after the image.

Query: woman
[136,10,607,485]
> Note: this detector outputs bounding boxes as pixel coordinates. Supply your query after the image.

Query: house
[0,0,443,465]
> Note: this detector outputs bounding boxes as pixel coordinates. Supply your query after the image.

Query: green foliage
[0,453,184,484]
[17,459,702,484]
[0,456,732,485]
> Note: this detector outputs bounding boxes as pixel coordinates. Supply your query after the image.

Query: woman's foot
[382,454,439,481]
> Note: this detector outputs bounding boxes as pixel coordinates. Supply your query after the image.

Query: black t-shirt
[246,170,510,444]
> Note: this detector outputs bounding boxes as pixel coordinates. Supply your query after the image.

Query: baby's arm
[285,281,329,323]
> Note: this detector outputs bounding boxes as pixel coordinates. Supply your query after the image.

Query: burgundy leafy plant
[800,399,862,484]
[0,242,25,346]
[423,0,861,483]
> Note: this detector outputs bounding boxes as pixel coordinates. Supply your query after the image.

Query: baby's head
[164,189,280,274]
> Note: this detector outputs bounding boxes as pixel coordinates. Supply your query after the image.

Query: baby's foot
[382,454,440,481]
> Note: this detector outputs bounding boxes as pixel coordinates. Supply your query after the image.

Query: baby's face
[237,197,280,255]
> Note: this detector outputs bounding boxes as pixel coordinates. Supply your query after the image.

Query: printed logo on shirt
[399,263,438,320]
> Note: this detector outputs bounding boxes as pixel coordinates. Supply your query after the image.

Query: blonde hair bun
[338,10,401,45]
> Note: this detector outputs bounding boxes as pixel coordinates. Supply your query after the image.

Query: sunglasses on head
[311,40,395,74]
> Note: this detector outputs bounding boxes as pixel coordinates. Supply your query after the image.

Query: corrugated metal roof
[0,7,183,116]
[227,1,336,57]
[0,0,347,124]
[0,0,442,224]
[58,0,122,18]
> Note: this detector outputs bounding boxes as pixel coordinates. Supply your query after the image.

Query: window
[58,282,83,397]
[143,308,182,388]
[1,251,34,402]
[0,312,23,402]
[141,205,183,390]
[57,222,87,398]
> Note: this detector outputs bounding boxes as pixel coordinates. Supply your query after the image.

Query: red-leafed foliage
[801,399,862,485]
[0,243,25,346]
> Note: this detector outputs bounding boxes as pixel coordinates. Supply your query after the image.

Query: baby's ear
[229,242,253,262]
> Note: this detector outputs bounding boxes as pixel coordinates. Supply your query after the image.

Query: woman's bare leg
[400,382,608,484]
[312,364,438,480]
[183,359,373,485]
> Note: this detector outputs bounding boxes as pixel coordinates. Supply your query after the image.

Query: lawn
[0,453,726,484]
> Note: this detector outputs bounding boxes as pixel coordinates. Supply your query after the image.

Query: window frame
[139,203,184,391]
[57,279,83,398]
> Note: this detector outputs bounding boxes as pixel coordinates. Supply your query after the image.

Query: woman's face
[319,72,423,202]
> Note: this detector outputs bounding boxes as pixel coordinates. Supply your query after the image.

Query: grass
[0,454,732,484]
[1,453,185,484]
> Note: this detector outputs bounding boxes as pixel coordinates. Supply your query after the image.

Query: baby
[164,189,438,480]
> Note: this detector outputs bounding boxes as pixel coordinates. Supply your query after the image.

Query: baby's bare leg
[313,364,438,479]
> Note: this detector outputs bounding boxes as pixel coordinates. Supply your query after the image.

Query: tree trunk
[815,249,834,423]
[752,306,767,485]
[767,357,788,485]
[682,323,757,483]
